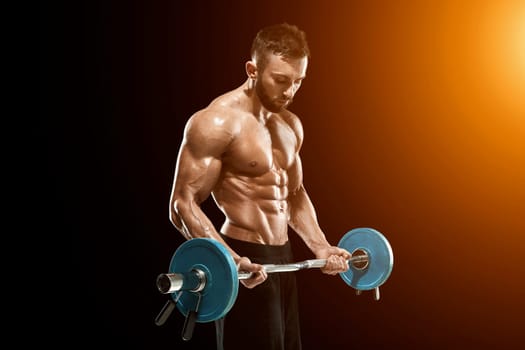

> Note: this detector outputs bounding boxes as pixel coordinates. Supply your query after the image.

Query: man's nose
[283,84,297,98]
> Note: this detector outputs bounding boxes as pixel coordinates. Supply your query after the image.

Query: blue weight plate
[169,238,239,322]
[338,228,394,290]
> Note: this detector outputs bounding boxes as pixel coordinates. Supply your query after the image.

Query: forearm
[170,198,219,240]
[288,186,331,253]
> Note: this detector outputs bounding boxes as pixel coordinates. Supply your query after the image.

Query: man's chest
[225,118,297,175]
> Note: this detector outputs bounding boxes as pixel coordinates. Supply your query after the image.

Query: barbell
[154,227,394,340]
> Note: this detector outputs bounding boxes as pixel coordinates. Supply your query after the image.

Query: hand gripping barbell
[154,227,394,341]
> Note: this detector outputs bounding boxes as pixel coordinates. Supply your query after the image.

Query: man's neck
[242,79,273,123]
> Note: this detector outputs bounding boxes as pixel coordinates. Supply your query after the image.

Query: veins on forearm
[187,200,213,237]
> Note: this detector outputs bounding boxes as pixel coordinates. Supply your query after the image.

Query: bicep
[287,153,304,196]
[285,112,305,195]
[171,113,232,203]
[171,146,222,204]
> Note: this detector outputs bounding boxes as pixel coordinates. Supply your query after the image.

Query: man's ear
[245,60,258,80]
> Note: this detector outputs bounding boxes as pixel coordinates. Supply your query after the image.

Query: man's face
[255,53,308,113]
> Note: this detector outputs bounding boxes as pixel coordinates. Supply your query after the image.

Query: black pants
[215,234,302,350]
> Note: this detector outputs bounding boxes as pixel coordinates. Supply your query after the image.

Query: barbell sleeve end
[157,273,184,294]
[156,270,207,294]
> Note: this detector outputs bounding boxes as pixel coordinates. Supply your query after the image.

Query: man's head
[247,23,310,113]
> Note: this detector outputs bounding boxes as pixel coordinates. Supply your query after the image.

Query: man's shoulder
[279,110,303,138]
[184,102,245,142]
[189,103,245,126]
[280,109,301,124]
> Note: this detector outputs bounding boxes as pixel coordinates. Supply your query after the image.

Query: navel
[278,201,285,212]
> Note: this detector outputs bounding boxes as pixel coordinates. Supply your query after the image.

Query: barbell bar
[158,254,370,294]
[155,227,394,330]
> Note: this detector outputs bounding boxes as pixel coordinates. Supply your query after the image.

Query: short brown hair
[250,23,310,70]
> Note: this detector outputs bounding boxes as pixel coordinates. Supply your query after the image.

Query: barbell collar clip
[181,292,202,341]
[374,287,380,301]
[154,299,176,326]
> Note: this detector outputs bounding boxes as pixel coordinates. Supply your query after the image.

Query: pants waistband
[219,233,293,261]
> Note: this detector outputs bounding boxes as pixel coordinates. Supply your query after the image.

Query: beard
[255,79,293,113]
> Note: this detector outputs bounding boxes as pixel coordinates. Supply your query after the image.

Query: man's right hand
[236,256,267,289]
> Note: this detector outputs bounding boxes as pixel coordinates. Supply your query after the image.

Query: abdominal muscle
[214,169,291,245]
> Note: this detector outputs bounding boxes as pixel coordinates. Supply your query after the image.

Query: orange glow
[477,1,525,117]
[293,1,525,347]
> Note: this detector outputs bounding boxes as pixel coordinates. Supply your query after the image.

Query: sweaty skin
[169,54,350,288]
